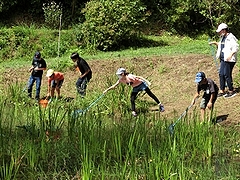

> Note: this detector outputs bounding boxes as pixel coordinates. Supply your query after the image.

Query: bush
[78,0,147,51]
[0,26,77,61]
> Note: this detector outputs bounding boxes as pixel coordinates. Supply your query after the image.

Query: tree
[78,0,147,51]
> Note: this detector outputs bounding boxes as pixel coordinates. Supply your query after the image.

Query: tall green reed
[0,83,239,179]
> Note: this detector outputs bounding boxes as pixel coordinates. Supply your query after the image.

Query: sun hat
[216,23,228,33]
[46,69,54,77]
[195,72,205,83]
[116,68,126,75]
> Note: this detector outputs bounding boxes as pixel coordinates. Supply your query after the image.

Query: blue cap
[195,72,205,83]
[35,51,41,58]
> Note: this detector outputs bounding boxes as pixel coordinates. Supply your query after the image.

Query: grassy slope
[1,33,240,125]
[0,34,211,68]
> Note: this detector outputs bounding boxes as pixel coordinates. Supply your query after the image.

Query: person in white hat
[46,69,64,100]
[103,68,164,117]
[209,23,239,98]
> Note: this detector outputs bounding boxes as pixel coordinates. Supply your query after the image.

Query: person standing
[46,69,64,100]
[103,68,164,117]
[70,52,92,97]
[27,51,47,100]
[209,23,239,98]
[191,72,219,121]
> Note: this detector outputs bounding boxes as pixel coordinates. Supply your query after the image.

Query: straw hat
[46,69,54,77]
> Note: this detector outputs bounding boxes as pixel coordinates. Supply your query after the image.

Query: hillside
[2,54,240,127]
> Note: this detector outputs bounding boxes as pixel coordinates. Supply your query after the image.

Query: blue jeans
[76,77,88,96]
[27,75,42,99]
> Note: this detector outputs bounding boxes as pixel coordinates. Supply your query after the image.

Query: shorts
[132,82,148,93]
[51,79,64,88]
[200,96,217,109]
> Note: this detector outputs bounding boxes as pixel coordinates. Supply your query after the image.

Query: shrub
[0,26,77,61]
[78,0,147,51]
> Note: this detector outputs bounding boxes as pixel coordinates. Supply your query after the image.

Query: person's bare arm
[207,93,215,109]
[191,92,200,105]
[209,41,218,47]
[80,69,90,78]
[34,67,46,71]
[136,76,151,86]
[103,81,120,94]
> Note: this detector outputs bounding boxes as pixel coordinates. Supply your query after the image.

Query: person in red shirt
[46,69,64,99]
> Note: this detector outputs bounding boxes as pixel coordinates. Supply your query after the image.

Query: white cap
[46,69,54,77]
[216,23,228,33]
[116,68,126,75]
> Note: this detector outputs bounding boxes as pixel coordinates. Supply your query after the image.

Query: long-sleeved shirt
[216,33,239,62]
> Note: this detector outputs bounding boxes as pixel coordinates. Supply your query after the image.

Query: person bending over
[103,67,164,117]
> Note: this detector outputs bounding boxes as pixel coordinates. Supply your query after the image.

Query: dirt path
[2,54,240,126]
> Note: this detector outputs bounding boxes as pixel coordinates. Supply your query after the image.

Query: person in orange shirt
[46,69,64,99]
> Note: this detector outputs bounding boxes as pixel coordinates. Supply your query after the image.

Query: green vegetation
[79,0,147,51]
[0,26,77,61]
[1,0,240,178]
[0,78,240,179]
[0,28,240,178]
[1,0,240,37]
[0,25,214,62]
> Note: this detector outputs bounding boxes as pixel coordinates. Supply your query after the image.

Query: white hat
[116,68,126,75]
[216,23,228,33]
[46,69,54,77]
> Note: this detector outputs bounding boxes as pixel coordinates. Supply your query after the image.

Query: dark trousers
[130,87,160,111]
[219,61,235,91]
[76,77,88,96]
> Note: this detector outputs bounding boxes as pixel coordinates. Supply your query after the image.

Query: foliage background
[0,0,239,60]
[1,0,240,35]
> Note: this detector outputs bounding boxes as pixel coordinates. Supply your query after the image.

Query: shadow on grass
[110,36,168,51]
[234,86,240,93]
[213,114,229,124]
